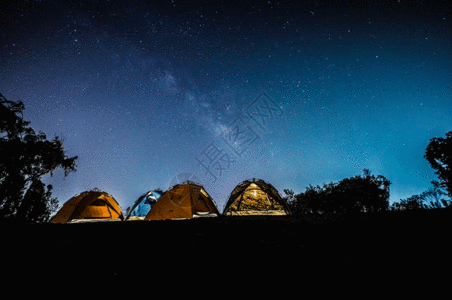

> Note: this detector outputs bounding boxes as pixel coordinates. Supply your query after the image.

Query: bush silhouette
[288,169,390,216]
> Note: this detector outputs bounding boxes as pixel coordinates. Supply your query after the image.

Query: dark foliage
[420,181,451,209]
[288,169,390,216]
[390,180,451,211]
[392,194,425,211]
[0,93,78,223]
[425,131,452,198]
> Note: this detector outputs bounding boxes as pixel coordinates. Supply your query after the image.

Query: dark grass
[2,210,452,278]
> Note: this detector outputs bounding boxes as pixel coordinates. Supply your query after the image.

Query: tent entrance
[81,200,119,219]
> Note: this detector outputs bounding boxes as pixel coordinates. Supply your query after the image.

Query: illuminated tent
[222,179,292,216]
[50,190,124,223]
[125,190,162,220]
[144,181,219,220]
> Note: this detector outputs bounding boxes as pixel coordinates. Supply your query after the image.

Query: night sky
[1,1,451,214]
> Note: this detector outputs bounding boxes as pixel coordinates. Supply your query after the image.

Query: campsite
[1,1,451,280]
[3,178,452,277]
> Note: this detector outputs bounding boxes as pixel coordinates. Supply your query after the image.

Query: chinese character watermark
[195,141,236,182]
[194,91,284,183]
[244,91,284,131]
[166,173,202,208]
[220,116,259,157]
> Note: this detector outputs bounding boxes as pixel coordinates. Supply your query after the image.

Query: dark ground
[2,210,451,279]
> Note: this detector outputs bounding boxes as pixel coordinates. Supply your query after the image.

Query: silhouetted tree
[419,181,451,209]
[395,195,424,211]
[282,189,294,205]
[391,181,451,211]
[0,93,77,223]
[287,184,323,216]
[335,169,390,213]
[289,169,390,216]
[425,131,452,198]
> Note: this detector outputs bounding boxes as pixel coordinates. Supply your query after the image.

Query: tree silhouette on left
[0,93,78,223]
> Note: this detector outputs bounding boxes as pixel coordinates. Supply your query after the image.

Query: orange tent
[50,191,124,223]
[144,181,219,220]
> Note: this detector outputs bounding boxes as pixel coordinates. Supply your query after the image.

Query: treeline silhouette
[284,169,390,218]
[391,181,451,210]
[284,130,452,216]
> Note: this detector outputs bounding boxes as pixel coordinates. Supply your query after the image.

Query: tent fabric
[222,179,292,216]
[125,190,161,220]
[144,182,219,221]
[50,191,124,223]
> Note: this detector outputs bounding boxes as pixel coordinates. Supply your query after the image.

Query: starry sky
[1,1,451,213]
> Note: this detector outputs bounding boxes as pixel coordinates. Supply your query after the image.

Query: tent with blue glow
[126,190,162,220]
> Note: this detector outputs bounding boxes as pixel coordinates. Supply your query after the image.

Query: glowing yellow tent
[223,179,292,216]
[50,190,124,223]
[144,181,219,220]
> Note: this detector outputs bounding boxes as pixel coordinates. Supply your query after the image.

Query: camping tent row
[50,179,292,223]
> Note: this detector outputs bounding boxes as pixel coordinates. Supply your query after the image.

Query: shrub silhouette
[288,169,390,216]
